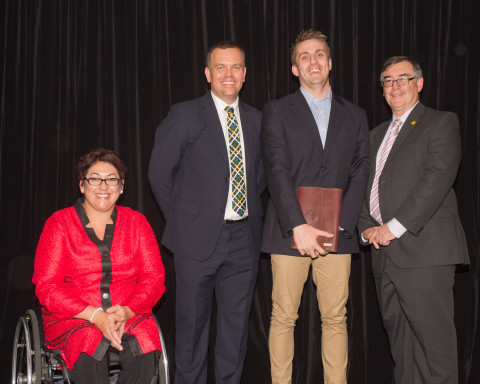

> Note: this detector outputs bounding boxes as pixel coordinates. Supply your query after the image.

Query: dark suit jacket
[148,92,265,261]
[261,89,370,256]
[357,103,469,275]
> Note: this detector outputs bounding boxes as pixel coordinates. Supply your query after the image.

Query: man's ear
[292,65,299,77]
[205,67,211,83]
[416,77,424,93]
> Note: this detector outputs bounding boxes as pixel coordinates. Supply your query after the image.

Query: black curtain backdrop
[1,1,479,383]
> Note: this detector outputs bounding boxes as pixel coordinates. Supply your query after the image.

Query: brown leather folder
[291,187,343,253]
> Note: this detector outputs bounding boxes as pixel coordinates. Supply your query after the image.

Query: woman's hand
[105,305,135,345]
[75,305,135,351]
[91,309,125,351]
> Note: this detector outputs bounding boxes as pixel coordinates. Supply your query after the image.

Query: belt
[223,217,249,225]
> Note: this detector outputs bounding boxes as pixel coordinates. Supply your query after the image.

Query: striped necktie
[225,106,246,216]
[369,118,402,224]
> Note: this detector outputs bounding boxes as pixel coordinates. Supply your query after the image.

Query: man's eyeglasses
[83,177,121,186]
[381,77,416,88]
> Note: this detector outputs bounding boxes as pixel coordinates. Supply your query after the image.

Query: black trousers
[72,342,158,384]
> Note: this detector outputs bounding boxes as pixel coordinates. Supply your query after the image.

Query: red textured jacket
[32,202,165,369]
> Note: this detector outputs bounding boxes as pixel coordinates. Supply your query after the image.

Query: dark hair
[291,29,330,65]
[76,148,127,184]
[206,41,245,67]
[380,56,423,83]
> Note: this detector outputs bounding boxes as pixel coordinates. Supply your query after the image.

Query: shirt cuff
[387,218,407,239]
[360,232,368,243]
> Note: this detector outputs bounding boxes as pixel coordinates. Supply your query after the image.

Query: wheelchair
[12,309,170,384]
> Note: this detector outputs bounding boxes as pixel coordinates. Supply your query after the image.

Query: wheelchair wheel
[158,327,170,384]
[12,310,42,384]
[153,315,170,384]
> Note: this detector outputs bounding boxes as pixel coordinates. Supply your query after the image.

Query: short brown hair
[76,148,127,184]
[291,29,330,65]
[206,41,245,67]
[380,56,423,83]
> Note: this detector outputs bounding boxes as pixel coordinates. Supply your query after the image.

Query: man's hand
[363,224,397,249]
[375,224,396,245]
[293,224,333,258]
[363,227,380,249]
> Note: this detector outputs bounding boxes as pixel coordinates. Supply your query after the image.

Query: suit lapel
[239,102,254,178]
[199,93,229,165]
[366,102,425,204]
[322,94,344,154]
[371,122,389,164]
[385,103,425,167]
[289,90,324,154]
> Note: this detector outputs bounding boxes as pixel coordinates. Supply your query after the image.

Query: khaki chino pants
[269,253,351,384]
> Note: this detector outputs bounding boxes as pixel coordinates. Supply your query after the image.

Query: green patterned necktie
[225,106,246,216]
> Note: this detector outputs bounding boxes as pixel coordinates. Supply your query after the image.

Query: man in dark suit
[261,29,370,384]
[148,41,265,384]
[357,56,469,384]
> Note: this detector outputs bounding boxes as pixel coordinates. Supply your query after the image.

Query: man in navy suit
[148,41,265,384]
[261,30,370,384]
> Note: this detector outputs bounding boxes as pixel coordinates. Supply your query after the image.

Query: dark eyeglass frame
[381,76,416,88]
[83,177,121,186]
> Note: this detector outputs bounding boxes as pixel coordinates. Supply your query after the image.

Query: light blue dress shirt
[300,86,332,147]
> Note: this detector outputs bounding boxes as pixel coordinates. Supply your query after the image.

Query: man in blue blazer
[261,30,370,384]
[149,41,265,384]
[357,56,469,384]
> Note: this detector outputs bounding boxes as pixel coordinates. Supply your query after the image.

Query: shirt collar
[74,197,117,228]
[393,101,419,125]
[210,91,239,111]
[300,86,332,107]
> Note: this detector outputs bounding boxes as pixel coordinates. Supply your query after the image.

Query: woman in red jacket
[32,148,165,384]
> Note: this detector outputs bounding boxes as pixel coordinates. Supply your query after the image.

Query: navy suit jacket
[261,89,370,256]
[357,103,469,276]
[149,93,265,261]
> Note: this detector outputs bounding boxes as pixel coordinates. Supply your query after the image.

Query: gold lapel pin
[411,121,416,125]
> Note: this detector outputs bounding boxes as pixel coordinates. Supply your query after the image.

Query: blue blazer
[261,89,370,256]
[149,93,265,260]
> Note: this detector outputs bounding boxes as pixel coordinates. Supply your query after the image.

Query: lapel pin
[411,121,416,125]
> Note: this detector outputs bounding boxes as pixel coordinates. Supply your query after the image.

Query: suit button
[220,208,225,213]
[320,165,326,170]
[224,177,228,182]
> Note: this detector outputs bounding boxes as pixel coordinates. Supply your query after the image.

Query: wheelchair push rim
[11,310,42,384]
